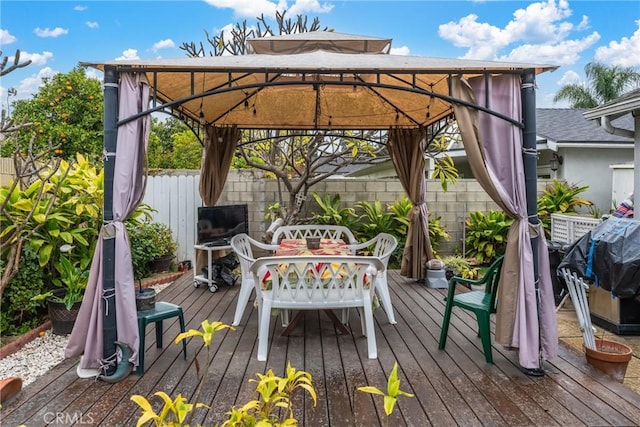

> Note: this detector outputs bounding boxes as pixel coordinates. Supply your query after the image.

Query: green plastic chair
[438,255,505,364]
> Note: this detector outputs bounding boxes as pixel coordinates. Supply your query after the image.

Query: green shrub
[0,248,48,337]
[311,194,449,268]
[464,210,513,265]
[127,221,178,281]
[311,193,358,230]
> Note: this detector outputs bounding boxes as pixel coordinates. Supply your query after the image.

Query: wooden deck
[3,271,640,426]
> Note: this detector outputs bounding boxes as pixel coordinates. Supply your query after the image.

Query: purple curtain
[388,127,434,279]
[66,73,150,369]
[451,75,557,369]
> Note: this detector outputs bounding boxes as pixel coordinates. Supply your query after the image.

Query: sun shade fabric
[199,125,240,206]
[451,75,557,369]
[195,125,240,272]
[247,31,392,55]
[388,127,433,279]
[66,73,150,369]
[82,49,556,131]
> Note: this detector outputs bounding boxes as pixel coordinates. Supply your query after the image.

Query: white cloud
[0,29,17,44]
[115,49,139,61]
[4,67,58,101]
[203,0,277,18]
[34,27,69,38]
[576,15,589,32]
[500,32,600,65]
[504,0,573,44]
[152,39,176,52]
[594,20,640,67]
[203,0,332,18]
[86,21,99,29]
[74,5,87,11]
[438,14,510,60]
[287,0,333,15]
[390,46,410,56]
[438,0,599,65]
[17,51,54,66]
[85,68,102,81]
[557,69,581,86]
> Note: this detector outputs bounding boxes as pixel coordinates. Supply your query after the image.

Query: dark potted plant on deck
[128,221,178,276]
[149,222,178,273]
[32,247,90,335]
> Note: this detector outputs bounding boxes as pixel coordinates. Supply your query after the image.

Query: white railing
[550,213,601,244]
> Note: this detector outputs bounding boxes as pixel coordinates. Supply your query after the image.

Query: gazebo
[65,32,559,379]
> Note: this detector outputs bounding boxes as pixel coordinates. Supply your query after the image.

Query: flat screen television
[197,204,248,245]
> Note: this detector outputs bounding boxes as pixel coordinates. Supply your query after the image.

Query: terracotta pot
[0,376,22,403]
[584,338,633,383]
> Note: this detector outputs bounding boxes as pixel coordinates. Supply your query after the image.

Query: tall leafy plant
[311,192,358,230]
[465,210,513,265]
[537,179,593,235]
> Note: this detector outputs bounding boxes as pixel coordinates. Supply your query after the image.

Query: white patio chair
[250,255,383,361]
[347,233,398,324]
[559,268,596,350]
[229,234,279,326]
[270,224,357,245]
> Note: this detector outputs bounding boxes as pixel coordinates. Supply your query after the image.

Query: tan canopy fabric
[196,125,240,272]
[199,125,241,205]
[388,127,433,279]
[83,48,556,132]
[247,31,392,55]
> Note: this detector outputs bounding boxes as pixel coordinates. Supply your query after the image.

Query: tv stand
[193,243,231,292]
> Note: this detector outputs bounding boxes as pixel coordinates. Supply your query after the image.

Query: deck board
[2,270,640,426]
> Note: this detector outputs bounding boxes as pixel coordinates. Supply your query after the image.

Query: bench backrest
[271,225,357,245]
[250,255,383,308]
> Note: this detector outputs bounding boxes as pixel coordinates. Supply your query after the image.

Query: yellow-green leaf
[10,199,33,212]
[130,395,155,413]
[357,386,385,396]
[383,395,397,415]
[174,329,203,344]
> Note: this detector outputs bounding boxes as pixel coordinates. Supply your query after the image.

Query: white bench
[250,255,383,361]
[270,225,357,245]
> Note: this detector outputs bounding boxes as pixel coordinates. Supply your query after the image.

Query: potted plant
[33,248,90,335]
[441,255,479,282]
[128,221,178,276]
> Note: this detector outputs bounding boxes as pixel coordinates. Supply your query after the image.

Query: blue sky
[1,0,639,109]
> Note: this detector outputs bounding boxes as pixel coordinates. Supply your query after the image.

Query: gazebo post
[522,69,544,372]
[102,65,118,376]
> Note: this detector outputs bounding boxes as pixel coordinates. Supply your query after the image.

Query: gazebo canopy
[71,33,560,378]
[82,32,556,131]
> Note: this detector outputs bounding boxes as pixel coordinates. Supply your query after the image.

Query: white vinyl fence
[143,173,202,265]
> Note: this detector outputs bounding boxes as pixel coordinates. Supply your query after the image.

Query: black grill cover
[558,217,640,298]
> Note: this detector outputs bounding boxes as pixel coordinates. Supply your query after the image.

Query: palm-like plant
[554,62,640,108]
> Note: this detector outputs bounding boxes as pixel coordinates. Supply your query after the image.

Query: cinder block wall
[211,170,552,255]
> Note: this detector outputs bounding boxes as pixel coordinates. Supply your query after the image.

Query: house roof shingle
[536,109,634,143]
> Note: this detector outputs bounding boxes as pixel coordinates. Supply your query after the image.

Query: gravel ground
[0,282,173,386]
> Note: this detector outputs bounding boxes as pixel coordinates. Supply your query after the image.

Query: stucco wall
[557,147,633,213]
